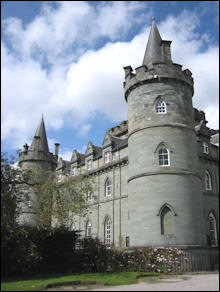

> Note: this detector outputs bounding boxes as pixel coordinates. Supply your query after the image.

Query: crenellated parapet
[123,62,194,101]
[108,120,128,138]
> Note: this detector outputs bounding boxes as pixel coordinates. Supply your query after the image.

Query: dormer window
[203,142,209,154]
[104,151,111,163]
[87,159,92,170]
[156,99,166,114]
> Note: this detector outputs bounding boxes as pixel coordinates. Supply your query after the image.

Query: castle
[19,20,219,257]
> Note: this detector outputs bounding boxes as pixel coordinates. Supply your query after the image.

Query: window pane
[158,147,169,166]
[156,100,166,113]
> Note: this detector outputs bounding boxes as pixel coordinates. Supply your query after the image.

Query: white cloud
[1,3,219,153]
[59,149,73,161]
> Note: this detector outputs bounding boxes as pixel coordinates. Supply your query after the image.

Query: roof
[142,19,163,67]
[29,116,49,152]
[210,133,219,146]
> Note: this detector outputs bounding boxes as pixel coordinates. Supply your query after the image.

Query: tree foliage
[32,172,95,229]
[1,152,29,227]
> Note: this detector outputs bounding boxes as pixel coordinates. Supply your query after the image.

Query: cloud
[59,149,73,161]
[1,3,219,154]
[2,1,148,65]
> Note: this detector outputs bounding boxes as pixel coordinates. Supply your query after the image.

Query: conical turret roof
[29,116,49,152]
[142,19,163,67]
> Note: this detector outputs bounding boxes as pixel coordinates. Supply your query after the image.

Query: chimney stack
[54,143,60,156]
[23,143,29,152]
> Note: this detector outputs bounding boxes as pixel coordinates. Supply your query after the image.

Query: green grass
[1,272,160,291]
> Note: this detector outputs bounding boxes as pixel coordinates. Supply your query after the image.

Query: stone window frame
[86,190,93,202]
[202,142,209,154]
[158,147,170,166]
[85,219,92,238]
[104,151,111,163]
[208,212,218,247]
[71,166,77,176]
[105,177,112,197]
[104,216,111,248]
[204,170,212,191]
[155,99,167,114]
[87,159,92,170]
[158,203,177,236]
[70,222,76,231]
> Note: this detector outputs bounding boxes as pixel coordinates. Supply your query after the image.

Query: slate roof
[29,116,49,152]
[142,19,163,67]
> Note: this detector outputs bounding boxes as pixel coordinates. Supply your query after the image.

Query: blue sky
[1,1,219,161]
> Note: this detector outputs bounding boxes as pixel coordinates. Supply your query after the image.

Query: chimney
[23,143,29,152]
[54,143,60,156]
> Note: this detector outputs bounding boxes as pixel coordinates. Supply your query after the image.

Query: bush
[39,227,80,273]
[1,225,80,278]
[107,247,185,273]
[2,224,186,279]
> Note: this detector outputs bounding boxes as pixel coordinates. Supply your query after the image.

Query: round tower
[18,116,58,225]
[124,20,206,248]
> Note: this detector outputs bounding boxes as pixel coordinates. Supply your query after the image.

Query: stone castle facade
[19,20,219,253]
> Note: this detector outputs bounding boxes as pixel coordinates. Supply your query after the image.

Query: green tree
[1,152,27,227]
[33,173,95,229]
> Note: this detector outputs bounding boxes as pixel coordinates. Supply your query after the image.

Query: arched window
[86,220,92,238]
[104,217,111,248]
[87,191,92,202]
[70,222,76,231]
[105,178,112,197]
[208,213,218,247]
[155,99,166,113]
[161,206,174,235]
[158,147,170,166]
[205,171,212,191]
[71,167,77,176]
[87,159,92,170]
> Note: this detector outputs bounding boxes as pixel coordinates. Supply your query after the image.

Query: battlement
[19,150,57,166]
[123,62,194,101]
[108,120,128,137]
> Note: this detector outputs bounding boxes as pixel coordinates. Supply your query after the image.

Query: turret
[125,19,206,248]
[19,116,58,170]
[18,116,59,225]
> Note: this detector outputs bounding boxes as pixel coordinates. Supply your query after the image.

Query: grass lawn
[1,272,160,291]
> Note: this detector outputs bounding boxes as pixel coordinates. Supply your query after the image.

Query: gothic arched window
[161,206,174,235]
[104,217,111,248]
[208,213,218,247]
[86,220,92,238]
[155,99,166,114]
[158,147,170,166]
[105,178,112,197]
[205,170,212,191]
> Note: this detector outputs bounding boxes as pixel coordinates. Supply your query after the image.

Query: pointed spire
[29,116,49,152]
[142,18,163,67]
